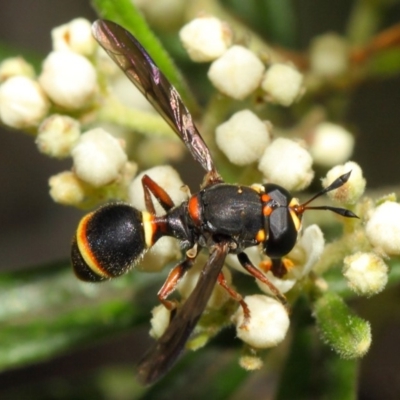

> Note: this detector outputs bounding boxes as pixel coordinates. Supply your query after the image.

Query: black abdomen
[72,204,145,281]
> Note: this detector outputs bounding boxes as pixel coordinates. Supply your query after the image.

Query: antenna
[294,171,359,218]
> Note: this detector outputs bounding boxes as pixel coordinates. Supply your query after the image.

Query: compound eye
[263,208,298,258]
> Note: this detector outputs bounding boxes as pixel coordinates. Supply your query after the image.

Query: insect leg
[216,272,251,328]
[259,257,294,278]
[157,250,199,310]
[237,252,287,306]
[142,174,175,213]
[137,241,229,385]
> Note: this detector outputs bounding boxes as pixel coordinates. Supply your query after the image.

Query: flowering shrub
[1,0,400,397]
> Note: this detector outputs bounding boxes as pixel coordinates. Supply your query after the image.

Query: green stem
[96,96,177,139]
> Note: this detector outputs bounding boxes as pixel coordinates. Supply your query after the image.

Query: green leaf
[0,261,156,371]
[91,0,200,114]
[313,291,371,359]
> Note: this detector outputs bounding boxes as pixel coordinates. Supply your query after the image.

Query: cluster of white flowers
[178,16,360,191]
[179,16,304,105]
[0,18,143,208]
[3,13,395,366]
[0,18,98,130]
[215,112,358,191]
[337,198,400,297]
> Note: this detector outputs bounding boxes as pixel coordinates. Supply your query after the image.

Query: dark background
[1,1,400,399]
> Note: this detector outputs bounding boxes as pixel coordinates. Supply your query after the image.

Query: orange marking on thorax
[261,193,271,203]
[188,195,201,226]
[256,229,266,243]
[261,193,273,216]
[263,205,273,216]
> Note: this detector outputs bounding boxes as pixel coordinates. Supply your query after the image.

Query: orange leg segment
[238,252,287,306]
[142,174,175,213]
[157,253,196,310]
[217,272,251,329]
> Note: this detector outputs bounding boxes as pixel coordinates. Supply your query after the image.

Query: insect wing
[92,20,217,175]
[137,242,229,384]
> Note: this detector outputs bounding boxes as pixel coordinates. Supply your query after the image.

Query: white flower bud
[149,304,171,339]
[322,162,366,205]
[137,237,181,272]
[51,18,96,56]
[0,76,49,128]
[49,171,89,206]
[215,110,271,166]
[310,122,354,167]
[129,165,187,215]
[261,63,303,106]
[310,34,349,78]
[178,263,232,309]
[36,114,80,158]
[39,50,97,109]
[179,17,232,62]
[72,128,128,187]
[366,201,400,256]
[343,252,388,296]
[239,355,263,371]
[0,57,35,82]
[258,138,314,191]
[232,295,289,348]
[208,45,264,100]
